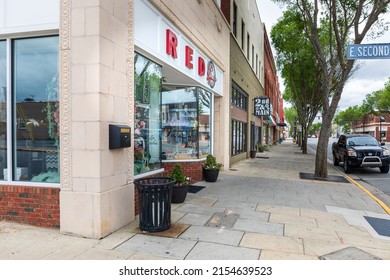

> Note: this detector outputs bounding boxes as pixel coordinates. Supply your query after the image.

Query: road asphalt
[1,139,390,260]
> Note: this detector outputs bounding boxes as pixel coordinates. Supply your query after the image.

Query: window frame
[0,35,60,186]
[231,81,248,111]
[231,119,247,156]
[161,85,213,161]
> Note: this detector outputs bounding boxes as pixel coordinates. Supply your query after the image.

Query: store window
[134,53,162,176]
[12,36,59,183]
[231,119,247,156]
[0,36,60,183]
[162,86,211,160]
[0,41,6,179]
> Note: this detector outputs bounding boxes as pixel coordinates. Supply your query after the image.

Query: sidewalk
[1,140,390,260]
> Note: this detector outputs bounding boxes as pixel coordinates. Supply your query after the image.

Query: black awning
[277,122,287,127]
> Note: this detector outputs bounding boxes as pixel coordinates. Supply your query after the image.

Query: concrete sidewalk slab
[240,232,304,255]
[233,218,284,235]
[185,242,260,260]
[115,235,197,260]
[319,247,382,260]
[179,225,244,246]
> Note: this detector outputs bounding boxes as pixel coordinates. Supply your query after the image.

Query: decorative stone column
[59,0,135,238]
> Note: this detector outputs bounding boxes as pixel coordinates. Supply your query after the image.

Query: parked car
[332,134,390,173]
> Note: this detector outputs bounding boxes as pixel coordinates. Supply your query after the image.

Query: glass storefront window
[231,119,247,156]
[13,36,59,183]
[134,53,162,175]
[162,86,211,160]
[0,41,6,180]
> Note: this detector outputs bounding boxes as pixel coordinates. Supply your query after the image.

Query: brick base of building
[134,160,205,215]
[0,185,60,228]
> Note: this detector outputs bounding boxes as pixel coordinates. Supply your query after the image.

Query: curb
[343,174,390,215]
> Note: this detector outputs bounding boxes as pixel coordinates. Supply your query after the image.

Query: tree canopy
[271,9,323,153]
[272,0,390,178]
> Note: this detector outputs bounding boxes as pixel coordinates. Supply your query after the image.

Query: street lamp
[379,116,385,143]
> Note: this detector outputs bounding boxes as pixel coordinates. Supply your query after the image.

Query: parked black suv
[332,134,390,173]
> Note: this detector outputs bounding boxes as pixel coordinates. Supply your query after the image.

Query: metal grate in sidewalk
[364,216,390,237]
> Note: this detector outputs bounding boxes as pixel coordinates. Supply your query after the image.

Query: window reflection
[134,53,162,175]
[162,86,211,160]
[13,36,59,183]
[0,41,6,180]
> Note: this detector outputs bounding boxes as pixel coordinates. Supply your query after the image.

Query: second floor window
[241,20,245,50]
[233,2,237,37]
[231,82,248,111]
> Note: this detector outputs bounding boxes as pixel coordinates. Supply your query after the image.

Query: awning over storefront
[277,122,287,127]
[267,115,277,126]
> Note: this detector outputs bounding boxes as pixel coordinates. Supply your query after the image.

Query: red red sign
[166,29,205,77]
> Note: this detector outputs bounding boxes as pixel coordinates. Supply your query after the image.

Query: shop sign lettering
[254,97,270,116]
[166,29,210,77]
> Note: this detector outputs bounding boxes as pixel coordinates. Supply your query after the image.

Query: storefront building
[221,0,265,166]
[264,26,283,145]
[134,0,229,182]
[0,0,230,238]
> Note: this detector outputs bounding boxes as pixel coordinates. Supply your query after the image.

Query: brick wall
[134,160,205,215]
[162,161,205,183]
[0,185,60,228]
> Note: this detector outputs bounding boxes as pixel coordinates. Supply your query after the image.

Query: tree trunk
[314,110,333,178]
[302,124,307,154]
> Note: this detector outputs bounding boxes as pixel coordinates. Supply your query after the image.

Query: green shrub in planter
[202,154,222,182]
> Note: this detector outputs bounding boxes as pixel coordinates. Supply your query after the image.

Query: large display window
[13,36,60,183]
[0,36,60,183]
[162,86,211,160]
[134,53,162,175]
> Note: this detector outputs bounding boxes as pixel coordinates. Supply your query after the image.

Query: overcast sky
[257,0,390,111]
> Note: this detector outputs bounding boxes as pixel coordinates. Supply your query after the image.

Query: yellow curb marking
[344,174,390,215]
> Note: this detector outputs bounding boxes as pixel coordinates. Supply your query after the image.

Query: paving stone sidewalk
[1,140,390,260]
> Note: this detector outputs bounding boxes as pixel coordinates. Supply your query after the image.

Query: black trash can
[134,177,175,232]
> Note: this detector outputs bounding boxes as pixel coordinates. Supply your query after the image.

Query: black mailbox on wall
[109,124,131,149]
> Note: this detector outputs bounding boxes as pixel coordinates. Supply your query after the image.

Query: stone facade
[221,0,265,166]
[59,0,134,239]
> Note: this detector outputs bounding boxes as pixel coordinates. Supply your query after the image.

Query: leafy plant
[170,164,191,186]
[202,154,222,171]
[257,144,269,151]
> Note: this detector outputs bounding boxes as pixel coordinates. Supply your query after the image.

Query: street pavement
[1,139,390,260]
